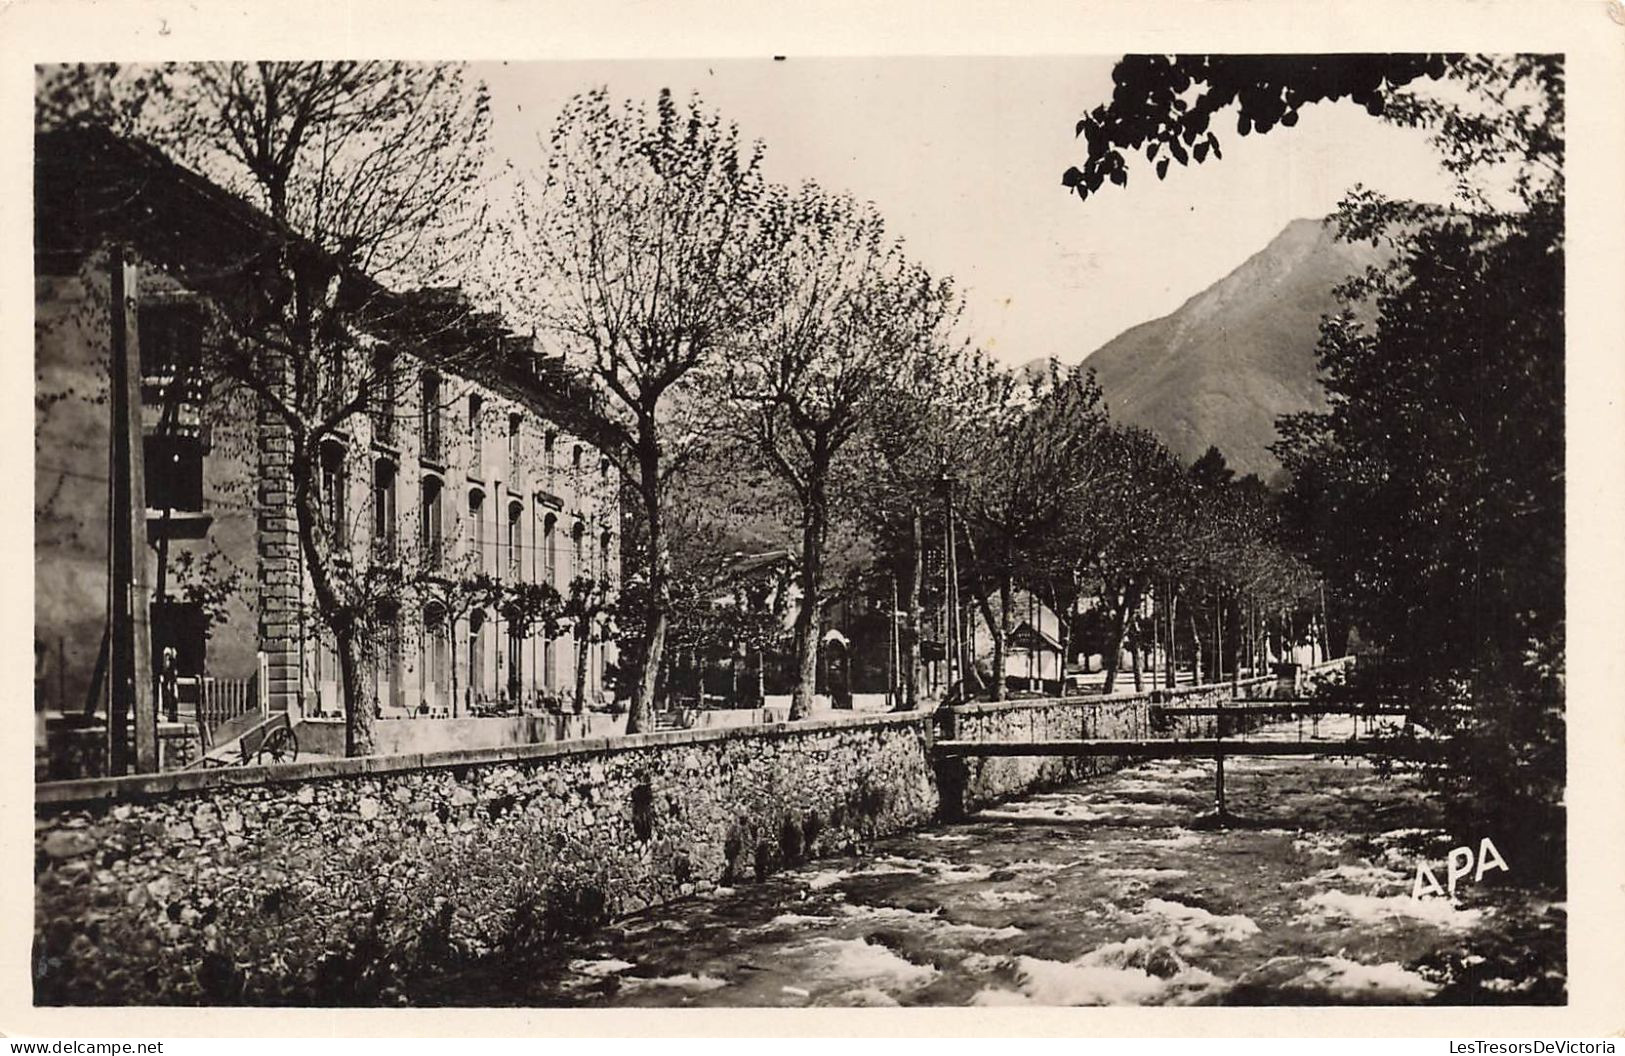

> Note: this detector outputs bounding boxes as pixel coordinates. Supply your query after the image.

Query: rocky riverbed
[412,719,1566,1007]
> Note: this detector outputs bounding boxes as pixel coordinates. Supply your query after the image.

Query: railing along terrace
[180,674,263,737]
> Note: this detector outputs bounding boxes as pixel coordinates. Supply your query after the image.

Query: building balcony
[145,509,214,542]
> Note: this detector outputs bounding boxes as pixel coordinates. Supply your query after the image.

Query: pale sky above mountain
[477,56,1459,367]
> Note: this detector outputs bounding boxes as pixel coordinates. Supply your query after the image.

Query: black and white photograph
[12,4,1621,1034]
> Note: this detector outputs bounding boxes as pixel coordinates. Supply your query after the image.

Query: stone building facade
[34,127,620,760]
[278,322,622,720]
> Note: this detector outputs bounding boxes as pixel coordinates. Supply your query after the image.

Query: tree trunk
[753,644,766,708]
[970,590,999,701]
[993,577,1012,701]
[628,426,666,734]
[1104,580,1141,695]
[1103,586,1124,695]
[1257,598,1265,673]
[1057,613,1073,699]
[789,470,829,720]
[1230,594,1240,692]
[1165,589,1179,690]
[898,506,923,711]
[1131,635,1143,693]
[959,599,987,695]
[335,623,369,755]
[291,452,374,756]
[1189,606,1204,686]
[1149,583,1160,688]
[573,625,590,714]
[448,612,461,719]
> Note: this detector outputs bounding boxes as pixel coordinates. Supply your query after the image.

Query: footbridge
[932,678,1446,820]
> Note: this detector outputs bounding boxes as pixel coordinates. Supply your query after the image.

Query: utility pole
[1319,581,1332,659]
[949,474,955,692]
[887,573,899,710]
[108,247,157,774]
[941,521,952,696]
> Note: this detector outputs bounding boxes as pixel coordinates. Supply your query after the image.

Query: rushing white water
[414,720,1564,1007]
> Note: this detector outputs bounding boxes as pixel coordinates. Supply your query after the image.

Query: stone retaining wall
[34,664,1347,1004]
[34,712,937,1004]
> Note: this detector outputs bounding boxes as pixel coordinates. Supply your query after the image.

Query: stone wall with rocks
[34,712,937,1005]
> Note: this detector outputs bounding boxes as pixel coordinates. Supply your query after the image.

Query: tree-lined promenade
[39,56,1563,876]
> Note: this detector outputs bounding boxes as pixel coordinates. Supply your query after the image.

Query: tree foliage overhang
[1062,54,1453,199]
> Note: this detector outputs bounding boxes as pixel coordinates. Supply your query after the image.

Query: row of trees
[512,89,1333,730]
[903,365,1322,704]
[507,90,980,728]
[612,352,1325,720]
[42,66,1333,752]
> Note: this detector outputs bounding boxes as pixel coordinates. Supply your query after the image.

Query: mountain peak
[1073,218,1382,477]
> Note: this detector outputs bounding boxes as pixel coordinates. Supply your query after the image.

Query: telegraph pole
[887,573,899,710]
[108,247,157,774]
[940,471,962,700]
[939,472,954,697]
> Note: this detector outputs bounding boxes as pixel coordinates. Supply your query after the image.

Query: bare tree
[720,183,958,718]
[44,62,495,755]
[511,88,769,733]
[957,365,1112,700]
[849,339,991,709]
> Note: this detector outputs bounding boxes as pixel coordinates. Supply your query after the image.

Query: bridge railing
[939,658,1357,746]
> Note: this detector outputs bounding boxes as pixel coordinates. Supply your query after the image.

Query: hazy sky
[477,57,1458,367]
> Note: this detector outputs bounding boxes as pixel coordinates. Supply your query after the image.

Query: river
[412,718,1565,1007]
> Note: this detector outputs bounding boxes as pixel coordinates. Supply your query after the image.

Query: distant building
[34,127,620,764]
[964,590,1068,688]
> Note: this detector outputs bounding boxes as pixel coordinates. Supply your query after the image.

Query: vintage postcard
[3,0,1622,1039]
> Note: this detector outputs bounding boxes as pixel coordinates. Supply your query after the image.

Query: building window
[543,513,557,585]
[468,394,483,475]
[507,501,523,580]
[372,459,397,560]
[544,431,557,485]
[320,442,347,547]
[421,372,443,462]
[421,476,443,569]
[138,304,202,386]
[571,444,583,484]
[313,630,343,715]
[469,489,485,572]
[372,607,404,713]
[149,598,205,680]
[422,603,450,714]
[600,530,614,585]
[571,521,585,583]
[371,347,398,445]
[144,434,204,513]
[139,305,206,511]
[508,413,523,483]
[322,348,349,420]
[506,627,523,702]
